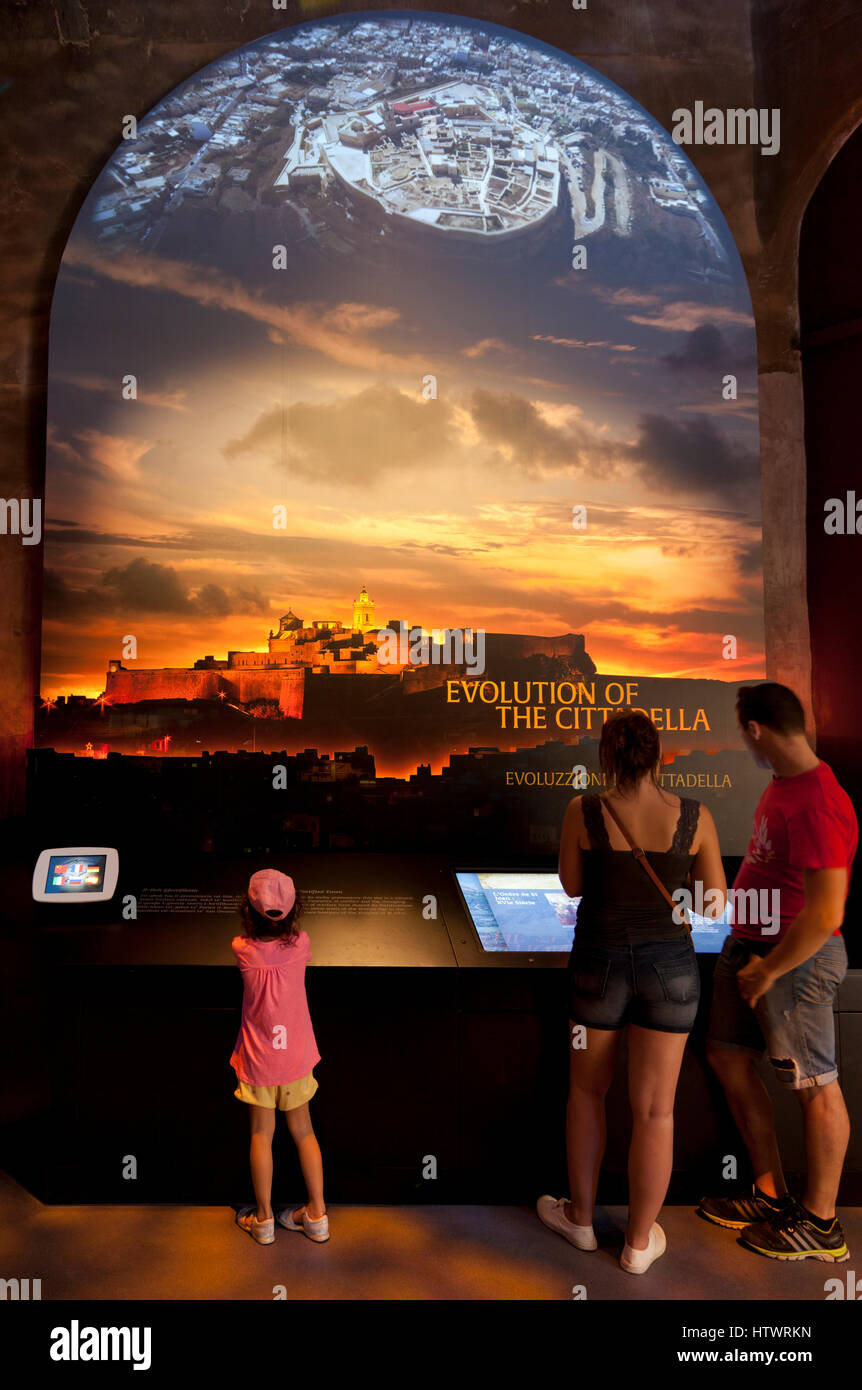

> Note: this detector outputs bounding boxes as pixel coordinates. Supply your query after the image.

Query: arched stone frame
[756,100,862,731]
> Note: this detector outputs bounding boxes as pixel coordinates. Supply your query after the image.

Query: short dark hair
[239,891,302,944]
[599,709,661,791]
[736,682,805,735]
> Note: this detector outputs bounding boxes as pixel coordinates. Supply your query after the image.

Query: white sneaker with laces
[620,1222,666,1274]
[536,1195,598,1250]
[236,1208,275,1245]
[277,1206,330,1243]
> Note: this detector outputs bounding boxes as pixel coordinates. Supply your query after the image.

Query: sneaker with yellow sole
[739,1203,850,1262]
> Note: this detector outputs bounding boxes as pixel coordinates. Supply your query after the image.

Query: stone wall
[105,667,224,704]
[104,662,307,716]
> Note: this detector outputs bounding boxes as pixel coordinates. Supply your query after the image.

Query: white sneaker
[236,1208,275,1245]
[276,1206,330,1243]
[620,1222,666,1273]
[536,1195,597,1250]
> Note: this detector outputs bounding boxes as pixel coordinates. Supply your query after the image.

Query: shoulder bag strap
[600,794,691,933]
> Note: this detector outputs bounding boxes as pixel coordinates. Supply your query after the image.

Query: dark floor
[1,1171,857,1300]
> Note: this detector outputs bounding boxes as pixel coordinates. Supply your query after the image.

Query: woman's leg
[566,1024,622,1226]
[285,1102,325,1221]
[248,1104,276,1221]
[626,1024,688,1248]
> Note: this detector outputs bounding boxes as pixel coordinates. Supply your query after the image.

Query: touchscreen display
[454,871,731,954]
[44,854,108,895]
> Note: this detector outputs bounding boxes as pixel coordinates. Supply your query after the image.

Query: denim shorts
[707,934,847,1090]
[568,936,700,1034]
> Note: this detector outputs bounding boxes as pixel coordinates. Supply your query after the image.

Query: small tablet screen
[44,854,108,895]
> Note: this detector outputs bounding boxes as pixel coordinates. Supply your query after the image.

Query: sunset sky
[42,48,764,699]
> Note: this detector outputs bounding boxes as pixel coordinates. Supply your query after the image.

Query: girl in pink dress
[231,869,328,1244]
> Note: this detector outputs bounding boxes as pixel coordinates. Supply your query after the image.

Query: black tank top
[571,794,700,947]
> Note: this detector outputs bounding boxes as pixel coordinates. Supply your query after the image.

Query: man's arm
[737,867,847,1004]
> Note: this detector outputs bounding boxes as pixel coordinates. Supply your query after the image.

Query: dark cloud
[468,389,569,469]
[526,499,751,537]
[662,323,729,373]
[223,384,454,484]
[225,381,617,485]
[527,593,761,642]
[42,568,80,612]
[736,541,762,577]
[44,526,195,550]
[660,542,700,559]
[629,413,757,501]
[399,539,504,557]
[43,558,268,620]
[102,558,190,613]
[466,388,615,476]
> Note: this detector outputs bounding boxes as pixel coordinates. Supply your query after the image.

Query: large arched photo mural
[38,12,766,869]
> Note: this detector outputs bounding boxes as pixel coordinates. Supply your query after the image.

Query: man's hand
[737,955,775,1007]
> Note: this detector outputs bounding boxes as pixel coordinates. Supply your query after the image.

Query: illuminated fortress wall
[102,628,596,717]
[104,665,307,716]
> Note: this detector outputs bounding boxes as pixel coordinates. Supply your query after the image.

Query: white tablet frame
[32,847,120,904]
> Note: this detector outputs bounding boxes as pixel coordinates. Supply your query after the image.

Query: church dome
[276,608,303,635]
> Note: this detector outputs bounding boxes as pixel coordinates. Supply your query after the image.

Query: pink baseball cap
[248,869,296,921]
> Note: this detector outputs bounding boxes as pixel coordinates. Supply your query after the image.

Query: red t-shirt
[732,761,857,942]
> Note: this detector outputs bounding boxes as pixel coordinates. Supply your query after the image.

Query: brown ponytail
[599,709,661,793]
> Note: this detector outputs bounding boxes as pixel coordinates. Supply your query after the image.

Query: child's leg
[248,1104,276,1221]
[285,1102,325,1220]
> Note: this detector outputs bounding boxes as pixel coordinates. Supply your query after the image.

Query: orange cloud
[462,338,509,358]
[625,301,752,332]
[48,424,153,482]
[63,243,426,373]
[532,334,638,351]
[54,373,190,411]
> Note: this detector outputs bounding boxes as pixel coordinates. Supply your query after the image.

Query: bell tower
[352,584,376,632]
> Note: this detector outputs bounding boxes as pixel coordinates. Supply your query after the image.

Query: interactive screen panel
[32,847,119,903]
[454,870,731,954]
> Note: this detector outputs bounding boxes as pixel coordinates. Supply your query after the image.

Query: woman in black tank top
[537,710,726,1274]
[574,792,700,945]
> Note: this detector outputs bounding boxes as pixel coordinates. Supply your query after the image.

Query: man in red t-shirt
[696,682,857,1261]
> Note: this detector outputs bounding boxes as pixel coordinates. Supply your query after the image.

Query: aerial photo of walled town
[87,14,728,274]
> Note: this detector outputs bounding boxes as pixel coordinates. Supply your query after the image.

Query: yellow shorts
[233,1070,318,1111]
